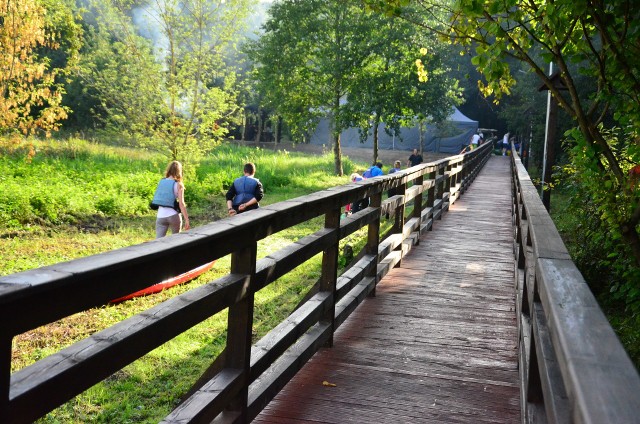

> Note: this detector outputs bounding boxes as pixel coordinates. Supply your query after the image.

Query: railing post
[321,207,341,347]
[367,192,382,295]
[225,243,257,422]
[470,151,478,182]
[412,173,423,240]
[426,168,436,229]
[453,159,463,201]
[1,333,9,423]
[436,164,445,220]
[393,177,407,230]
[460,155,468,195]
[444,160,452,207]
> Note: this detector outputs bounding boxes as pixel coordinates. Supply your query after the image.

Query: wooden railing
[0,143,492,424]
[510,148,640,423]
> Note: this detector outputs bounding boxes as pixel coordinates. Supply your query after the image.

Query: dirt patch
[75,215,118,234]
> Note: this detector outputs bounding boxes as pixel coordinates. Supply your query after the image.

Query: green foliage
[553,180,640,368]
[342,11,463,160]
[558,128,640,312]
[0,138,159,229]
[68,0,251,164]
[373,0,640,268]
[246,0,398,175]
[0,0,82,136]
[67,4,164,136]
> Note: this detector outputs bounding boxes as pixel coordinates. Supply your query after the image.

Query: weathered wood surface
[254,156,520,423]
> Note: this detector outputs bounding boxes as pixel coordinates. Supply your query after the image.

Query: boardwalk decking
[255,156,520,423]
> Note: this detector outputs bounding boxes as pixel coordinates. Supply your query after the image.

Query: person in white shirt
[470,132,481,149]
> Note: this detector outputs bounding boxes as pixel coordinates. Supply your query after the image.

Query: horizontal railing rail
[510,147,640,423]
[0,143,492,423]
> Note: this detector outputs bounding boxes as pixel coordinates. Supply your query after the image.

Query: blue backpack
[362,167,374,179]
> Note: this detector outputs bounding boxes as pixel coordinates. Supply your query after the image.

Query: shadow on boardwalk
[255,155,520,424]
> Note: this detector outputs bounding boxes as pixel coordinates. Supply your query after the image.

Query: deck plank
[255,156,520,423]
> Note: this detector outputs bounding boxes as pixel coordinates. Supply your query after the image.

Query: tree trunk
[372,116,380,164]
[241,111,247,141]
[419,120,425,155]
[333,131,343,176]
[256,109,263,143]
[331,94,343,176]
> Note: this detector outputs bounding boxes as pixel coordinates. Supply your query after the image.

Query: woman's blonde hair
[165,161,183,182]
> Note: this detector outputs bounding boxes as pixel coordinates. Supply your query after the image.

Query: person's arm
[254,181,264,202]
[177,183,190,230]
[226,185,237,216]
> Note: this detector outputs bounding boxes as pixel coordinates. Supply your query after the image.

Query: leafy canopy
[0,0,81,136]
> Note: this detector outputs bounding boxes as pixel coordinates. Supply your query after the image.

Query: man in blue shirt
[226,162,264,215]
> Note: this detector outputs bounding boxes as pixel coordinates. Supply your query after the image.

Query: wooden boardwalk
[255,156,520,423]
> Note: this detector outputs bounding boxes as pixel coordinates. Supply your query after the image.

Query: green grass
[3,136,373,423]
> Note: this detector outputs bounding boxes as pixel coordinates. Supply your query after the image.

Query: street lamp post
[538,65,567,212]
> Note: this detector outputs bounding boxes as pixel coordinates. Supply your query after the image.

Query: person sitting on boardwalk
[152,160,190,238]
[226,162,264,216]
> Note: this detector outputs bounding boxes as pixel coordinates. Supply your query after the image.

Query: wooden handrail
[510,147,640,423]
[0,143,492,423]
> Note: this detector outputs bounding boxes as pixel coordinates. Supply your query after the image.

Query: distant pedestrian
[152,160,190,238]
[502,133,510,156]
[407,149,423,167]
[226,162,264,216]
[470,132,481,150]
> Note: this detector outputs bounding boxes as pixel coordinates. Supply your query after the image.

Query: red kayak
[110,261,216,303]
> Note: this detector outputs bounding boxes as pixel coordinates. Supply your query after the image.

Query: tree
[370,0,640,276]
[343,14,462,163]
[72,0,250,163]
[67,1,163,136]
[0,0,81,136]
[247,0,387,176]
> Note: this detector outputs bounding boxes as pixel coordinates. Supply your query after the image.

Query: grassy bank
[3,137,372,422]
